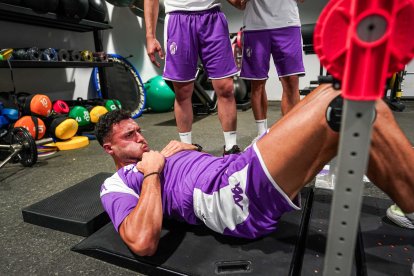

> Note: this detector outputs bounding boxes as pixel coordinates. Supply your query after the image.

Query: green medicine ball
[68,105,91,126]
[144,76,175,113]
[105,99,122,111]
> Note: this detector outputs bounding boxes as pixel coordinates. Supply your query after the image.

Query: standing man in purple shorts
[144,0,240,154]
[229,0,306,140]
[96,85,414,256]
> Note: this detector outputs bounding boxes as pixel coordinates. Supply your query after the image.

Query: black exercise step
[22,172,112,237]
[72,188,313,276]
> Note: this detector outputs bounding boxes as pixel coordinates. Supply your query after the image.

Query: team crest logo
[246,47,252,58]
[170,42,177,55]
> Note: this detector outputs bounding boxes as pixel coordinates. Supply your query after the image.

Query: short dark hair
[95,109,132,146]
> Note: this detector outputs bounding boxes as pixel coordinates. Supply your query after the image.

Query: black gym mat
[72,188,313,276]
[22,172,112,237]
[359,196,414,276]
[300,188,357,275]
[301,188,414,276]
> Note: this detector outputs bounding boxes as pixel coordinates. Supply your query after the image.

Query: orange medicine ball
[30,94,52,117]
[14,116,46,140]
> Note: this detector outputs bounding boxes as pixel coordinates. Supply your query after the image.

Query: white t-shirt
[243,0,301,31]
[164,0,221,13]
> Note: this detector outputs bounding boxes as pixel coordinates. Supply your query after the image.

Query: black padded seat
[22,173,112,237]
[72,188,313,276]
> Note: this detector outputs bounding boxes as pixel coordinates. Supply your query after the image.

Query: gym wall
[1,1,413,102]
[0,2,163,102]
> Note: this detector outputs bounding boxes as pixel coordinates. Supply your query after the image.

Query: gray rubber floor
[1,100,413,276]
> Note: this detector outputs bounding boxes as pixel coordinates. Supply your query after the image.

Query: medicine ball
[89,105,108,123]
[0,115,10,129]
[1,108,19,122]
[22,0,59,13]
[86,0,107,22]
[59,0,89,19]
[14,116,46,140]
[17,93,52,117]
[52,100,70,114]
[46,115,78,140]
[68,106,91,126]
[105,0,134,7]
[104,99,122,111]
[144,75,175,113]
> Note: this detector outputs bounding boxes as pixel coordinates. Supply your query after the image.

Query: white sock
[223,131,237,151]
[256,119,268,136]
[179,132,192,144]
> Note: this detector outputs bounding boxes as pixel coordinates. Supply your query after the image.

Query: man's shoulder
[100,167,141,198]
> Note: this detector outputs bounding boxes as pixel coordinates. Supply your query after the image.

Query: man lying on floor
[96,84,414,256]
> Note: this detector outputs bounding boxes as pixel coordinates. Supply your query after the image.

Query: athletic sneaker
[223,145,241,155]
[386,204,414,229]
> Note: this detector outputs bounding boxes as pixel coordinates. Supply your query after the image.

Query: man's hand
[227,0,248,10]
[146,37,164,68]
[136,150,165,175]
[160,140,198,158]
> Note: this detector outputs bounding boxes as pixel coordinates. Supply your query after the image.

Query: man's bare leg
[173,81,195,134]
[250,79,268,121]
[257,84,340,198]
[280,75,300,115]
[211,77,237,132]
[366,100,414,213]
[257,84,414,214]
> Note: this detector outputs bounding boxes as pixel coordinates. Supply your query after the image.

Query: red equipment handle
[314,0,414,101]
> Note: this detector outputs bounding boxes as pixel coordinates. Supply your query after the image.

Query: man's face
[104,118,149,165]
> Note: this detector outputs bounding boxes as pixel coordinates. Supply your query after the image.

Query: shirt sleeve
[101,192,138,232]
[100,167,142,232]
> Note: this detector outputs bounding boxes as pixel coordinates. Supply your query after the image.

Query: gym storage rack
[0,2,113,96]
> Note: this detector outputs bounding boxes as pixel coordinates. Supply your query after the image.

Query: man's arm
[144,0,164,67]
[160,140,201,157]
[119,150,164,256]
[227,0,248,10]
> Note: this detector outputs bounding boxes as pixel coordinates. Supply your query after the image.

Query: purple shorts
[193,143,301,239]
[163,7,238,82]
[240,26,305,80]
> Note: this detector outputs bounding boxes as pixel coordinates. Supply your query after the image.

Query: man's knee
[213,78,234,99]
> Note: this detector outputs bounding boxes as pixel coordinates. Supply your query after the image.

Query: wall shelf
[0,2,112,97]
[0,3,112,32]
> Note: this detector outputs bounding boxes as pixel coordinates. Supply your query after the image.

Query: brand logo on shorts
[170,42,177,55]
[232,182,244,210]
[246,47,252,58]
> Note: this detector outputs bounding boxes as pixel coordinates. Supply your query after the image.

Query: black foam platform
[359,196,414,275]
[22,172,112,237]
[72,188,313,276]
[301,188,414,276]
